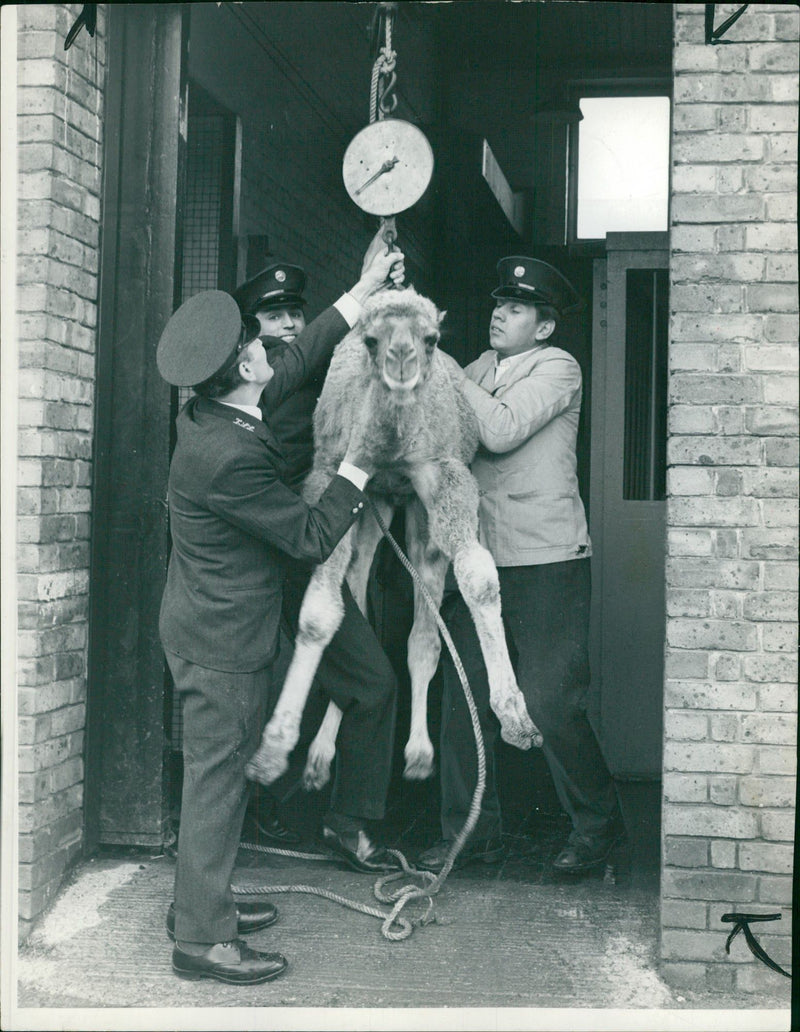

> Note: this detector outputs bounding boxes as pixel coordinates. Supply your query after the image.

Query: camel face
[361,297,441,396]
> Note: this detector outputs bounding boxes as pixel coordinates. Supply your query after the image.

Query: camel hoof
[246,717,300,786]
[497,707,539,751]
[245,749,288,786]
[494,690,542,751]
[302,752,333,792]
[403,751,435,781]
[499,722,534,751]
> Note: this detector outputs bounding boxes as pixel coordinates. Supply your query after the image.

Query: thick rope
[232,500,488,940]
[366,498,487,886]
[369,6,397,123]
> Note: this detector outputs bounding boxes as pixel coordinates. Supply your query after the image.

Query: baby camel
[246,287,541,792]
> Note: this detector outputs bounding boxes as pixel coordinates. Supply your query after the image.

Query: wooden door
[589,232,668,777]
[85,4,188,848]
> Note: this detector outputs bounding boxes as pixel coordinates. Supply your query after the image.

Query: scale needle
[354,156,399,195]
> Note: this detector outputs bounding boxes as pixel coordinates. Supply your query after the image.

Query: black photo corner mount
[64,4,98,51]
[721,913,791,979]
[704,4,750,45]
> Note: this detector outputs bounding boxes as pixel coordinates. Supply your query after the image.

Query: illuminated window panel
[576,96,670,240]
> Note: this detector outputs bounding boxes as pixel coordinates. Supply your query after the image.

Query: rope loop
[369,4,398,122]
[370,48,397,122]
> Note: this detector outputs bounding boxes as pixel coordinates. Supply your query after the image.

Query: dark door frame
[85,3,188,850]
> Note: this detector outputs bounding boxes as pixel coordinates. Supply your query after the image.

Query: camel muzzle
[383,345,421,389]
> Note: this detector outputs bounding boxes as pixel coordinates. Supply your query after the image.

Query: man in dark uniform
[232,234,401,853]
[232,260,317,491]
[420,257,624,877]
[233,260,329,846]
[157,242,405,985]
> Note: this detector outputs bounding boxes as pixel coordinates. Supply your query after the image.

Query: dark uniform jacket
[260,366,328,491]
[159,306,363,672]
[259,319,337,490]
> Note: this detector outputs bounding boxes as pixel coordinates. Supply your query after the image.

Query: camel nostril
[388,344,415,362]
[384,345,420,385]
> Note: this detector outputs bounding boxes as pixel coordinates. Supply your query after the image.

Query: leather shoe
[552,835,622,873]
[321,824,400,874]
[417,836,504,874]
[241,809,301,847]
[166,900,278,942]
[172,938,287,984]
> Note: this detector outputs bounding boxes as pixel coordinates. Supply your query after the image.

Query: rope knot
[378,47,396,72]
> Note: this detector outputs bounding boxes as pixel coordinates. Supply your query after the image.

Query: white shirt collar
[493,348,536,385]
[218,401,263,422]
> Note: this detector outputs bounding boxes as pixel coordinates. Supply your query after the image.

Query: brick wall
[16,3,106,937]
[663,3,798,994]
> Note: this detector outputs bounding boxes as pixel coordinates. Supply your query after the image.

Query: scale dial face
[342,119,434,216]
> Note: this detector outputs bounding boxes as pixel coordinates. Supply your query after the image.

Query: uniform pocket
[503,491,577,551]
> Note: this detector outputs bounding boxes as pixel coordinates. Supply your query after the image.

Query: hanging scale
[342,2,434,249]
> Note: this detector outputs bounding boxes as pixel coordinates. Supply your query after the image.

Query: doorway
[86,2,674,853]
[589,232,669,778]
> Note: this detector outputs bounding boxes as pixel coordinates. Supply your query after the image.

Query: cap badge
[275,270,286,283]
[513,265,526,278]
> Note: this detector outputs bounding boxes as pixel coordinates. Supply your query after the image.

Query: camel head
[358,288,444,395]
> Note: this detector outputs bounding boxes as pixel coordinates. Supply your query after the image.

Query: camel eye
[363,335,378,350]
[423,333,439,349]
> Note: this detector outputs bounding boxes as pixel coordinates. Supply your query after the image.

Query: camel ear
[438,309,447,326]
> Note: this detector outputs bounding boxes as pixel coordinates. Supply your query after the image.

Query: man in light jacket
[420,256,623,875]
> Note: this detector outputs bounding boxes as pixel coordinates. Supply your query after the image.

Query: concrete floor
[12,778,791,1030]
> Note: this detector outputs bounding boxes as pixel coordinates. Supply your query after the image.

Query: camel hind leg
[402,499,448,779]
[302,702,342,792]
[246,507,355,787]
[302,496,394,791]
[415,458,541,752]
[451,541,541,750]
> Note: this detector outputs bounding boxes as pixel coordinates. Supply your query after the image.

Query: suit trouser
[274,565,398,822]
[166,650,267,945]
[439,558,622,847]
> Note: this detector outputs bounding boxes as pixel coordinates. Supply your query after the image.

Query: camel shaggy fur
[245,287,541,791]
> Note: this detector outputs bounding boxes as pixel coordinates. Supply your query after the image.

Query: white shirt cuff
[333,293,362,329]
[337,461,369,492]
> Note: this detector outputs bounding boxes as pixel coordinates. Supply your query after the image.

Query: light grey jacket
[460,344,592,567]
